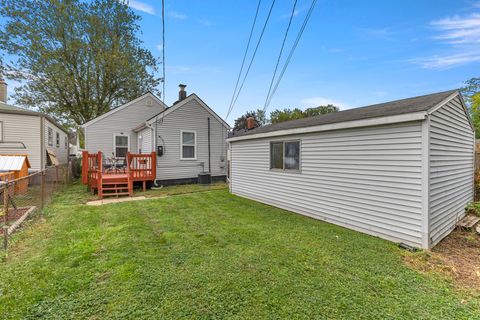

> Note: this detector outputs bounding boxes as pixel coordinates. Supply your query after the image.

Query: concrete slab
[86,196,147,206]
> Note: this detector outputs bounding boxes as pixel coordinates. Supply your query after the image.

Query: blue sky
[5,0,480,124]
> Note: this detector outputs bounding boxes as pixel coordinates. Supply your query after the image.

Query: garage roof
[230,90,459,139]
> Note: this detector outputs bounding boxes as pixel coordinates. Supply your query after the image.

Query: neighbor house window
[0,121,3,142]
[114,135,129,158]
[48,127,53,146]
[56,132,60,147]
[181,130,196,160]
[64,136,68,149]
[270,140,300,171]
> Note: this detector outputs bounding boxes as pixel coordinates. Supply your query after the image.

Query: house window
[0,121,3,142]
[64,136,68,149]
[181,130,196,160]
[56,132,60,147]
[270,140,300,171]
[114,135,129,158]
[48,127,53,146]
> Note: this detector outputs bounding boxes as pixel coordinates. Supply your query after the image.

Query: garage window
[270,140,300,171]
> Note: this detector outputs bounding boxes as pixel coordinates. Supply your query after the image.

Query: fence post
[40,171,46,210]
[3,226,7,250]
[3,182,8,225]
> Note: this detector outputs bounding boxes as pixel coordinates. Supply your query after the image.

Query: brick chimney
[246,117,256,130]
[178,84,187,101]
[0,79,6,103]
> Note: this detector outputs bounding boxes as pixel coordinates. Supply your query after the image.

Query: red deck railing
[82,151,156,197]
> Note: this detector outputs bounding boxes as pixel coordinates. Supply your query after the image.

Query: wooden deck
[82,151,156,199]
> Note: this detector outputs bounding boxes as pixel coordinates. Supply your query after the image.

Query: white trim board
[82,92,167,128]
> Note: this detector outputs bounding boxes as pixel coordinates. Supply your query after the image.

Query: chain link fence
[0,163,73,249]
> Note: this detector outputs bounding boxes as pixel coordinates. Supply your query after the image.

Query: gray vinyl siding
[428,97,474,246]
[44,118,69,165]
[85,96,164,156]
[231,122,424,247]
[0,113,42,171]
[154,98,228,180]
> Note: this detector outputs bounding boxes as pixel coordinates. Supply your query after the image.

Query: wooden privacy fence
[1,163,72,250]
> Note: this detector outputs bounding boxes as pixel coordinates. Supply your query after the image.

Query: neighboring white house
[227,90,474,249]
[82,85,230,185]
[0,80,69,171]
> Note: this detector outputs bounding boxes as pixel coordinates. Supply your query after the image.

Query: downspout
[207,117,211,173]
[148,117,163,188]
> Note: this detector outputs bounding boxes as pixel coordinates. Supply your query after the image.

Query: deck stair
[99,173,132,199]
[457,215,480,230]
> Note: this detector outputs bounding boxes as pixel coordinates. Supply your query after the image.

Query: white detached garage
[227,90,474,249]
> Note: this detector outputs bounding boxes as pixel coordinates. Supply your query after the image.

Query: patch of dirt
[404,229,480,291]
[0,207,33,235]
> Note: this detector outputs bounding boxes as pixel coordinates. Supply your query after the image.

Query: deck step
[457,215,480,229]
[102,192,130,197]
[102,187,129,191]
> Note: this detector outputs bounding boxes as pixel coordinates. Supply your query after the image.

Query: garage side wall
[428,96,474,246]
[231,122,425,247]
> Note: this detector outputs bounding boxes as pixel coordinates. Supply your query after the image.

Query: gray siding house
[0,80,69,171]
[227,90,474,249]
[82,85,230,184]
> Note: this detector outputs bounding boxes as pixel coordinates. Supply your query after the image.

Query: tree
[461,78,480,138]
[270,105,339,124]
[0,0,160,128]
[233,109,267,131]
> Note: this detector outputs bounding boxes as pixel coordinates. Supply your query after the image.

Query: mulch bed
[405,229,480,291]
[0,207,33,236]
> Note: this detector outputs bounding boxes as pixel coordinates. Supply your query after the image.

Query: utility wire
[262,0,298,113]
[226,0,276,119]
[225,0,262,119]
[264,0,318,111]
[161,0,166,102]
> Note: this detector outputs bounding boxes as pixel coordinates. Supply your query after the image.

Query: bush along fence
[0,163,72,250]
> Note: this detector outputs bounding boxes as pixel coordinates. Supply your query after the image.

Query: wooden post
[82,150,88,185]
[3,182,8,225]
[151,151,157,181]
[3,226,8,250]
[40,171,46,210]
[97,152,103,199]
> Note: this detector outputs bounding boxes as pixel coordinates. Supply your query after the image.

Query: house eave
[227,111,428,142]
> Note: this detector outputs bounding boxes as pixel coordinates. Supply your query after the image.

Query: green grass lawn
[0,183,479,319]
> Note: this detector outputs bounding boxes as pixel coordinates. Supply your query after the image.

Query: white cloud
[127,0,155,15]
[411,51,480,69]
[300,97,349,109]
[169,11,187,19]
[431,13,480,44]
[198,18,212,26]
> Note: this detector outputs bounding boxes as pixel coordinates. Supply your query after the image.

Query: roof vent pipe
[178,84,187,101]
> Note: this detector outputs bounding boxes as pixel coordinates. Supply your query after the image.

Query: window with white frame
[114,135,129,158]
[270,140,300,171]
[56,132,60,147]
[48,127,53,146]
[0,121,3,142]
[181,131,196,160]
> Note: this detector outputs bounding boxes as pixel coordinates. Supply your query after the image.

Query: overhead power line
[161,0,166,102]
[262,0,298,112]
[225,0,262,119]
[264,0,318,112]
[226,0,276,120]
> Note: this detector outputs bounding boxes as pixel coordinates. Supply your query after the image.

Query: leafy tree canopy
[233,109,267,131]
[0,0,160,128]
[233,105,339,130]
[461,77,480,138]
